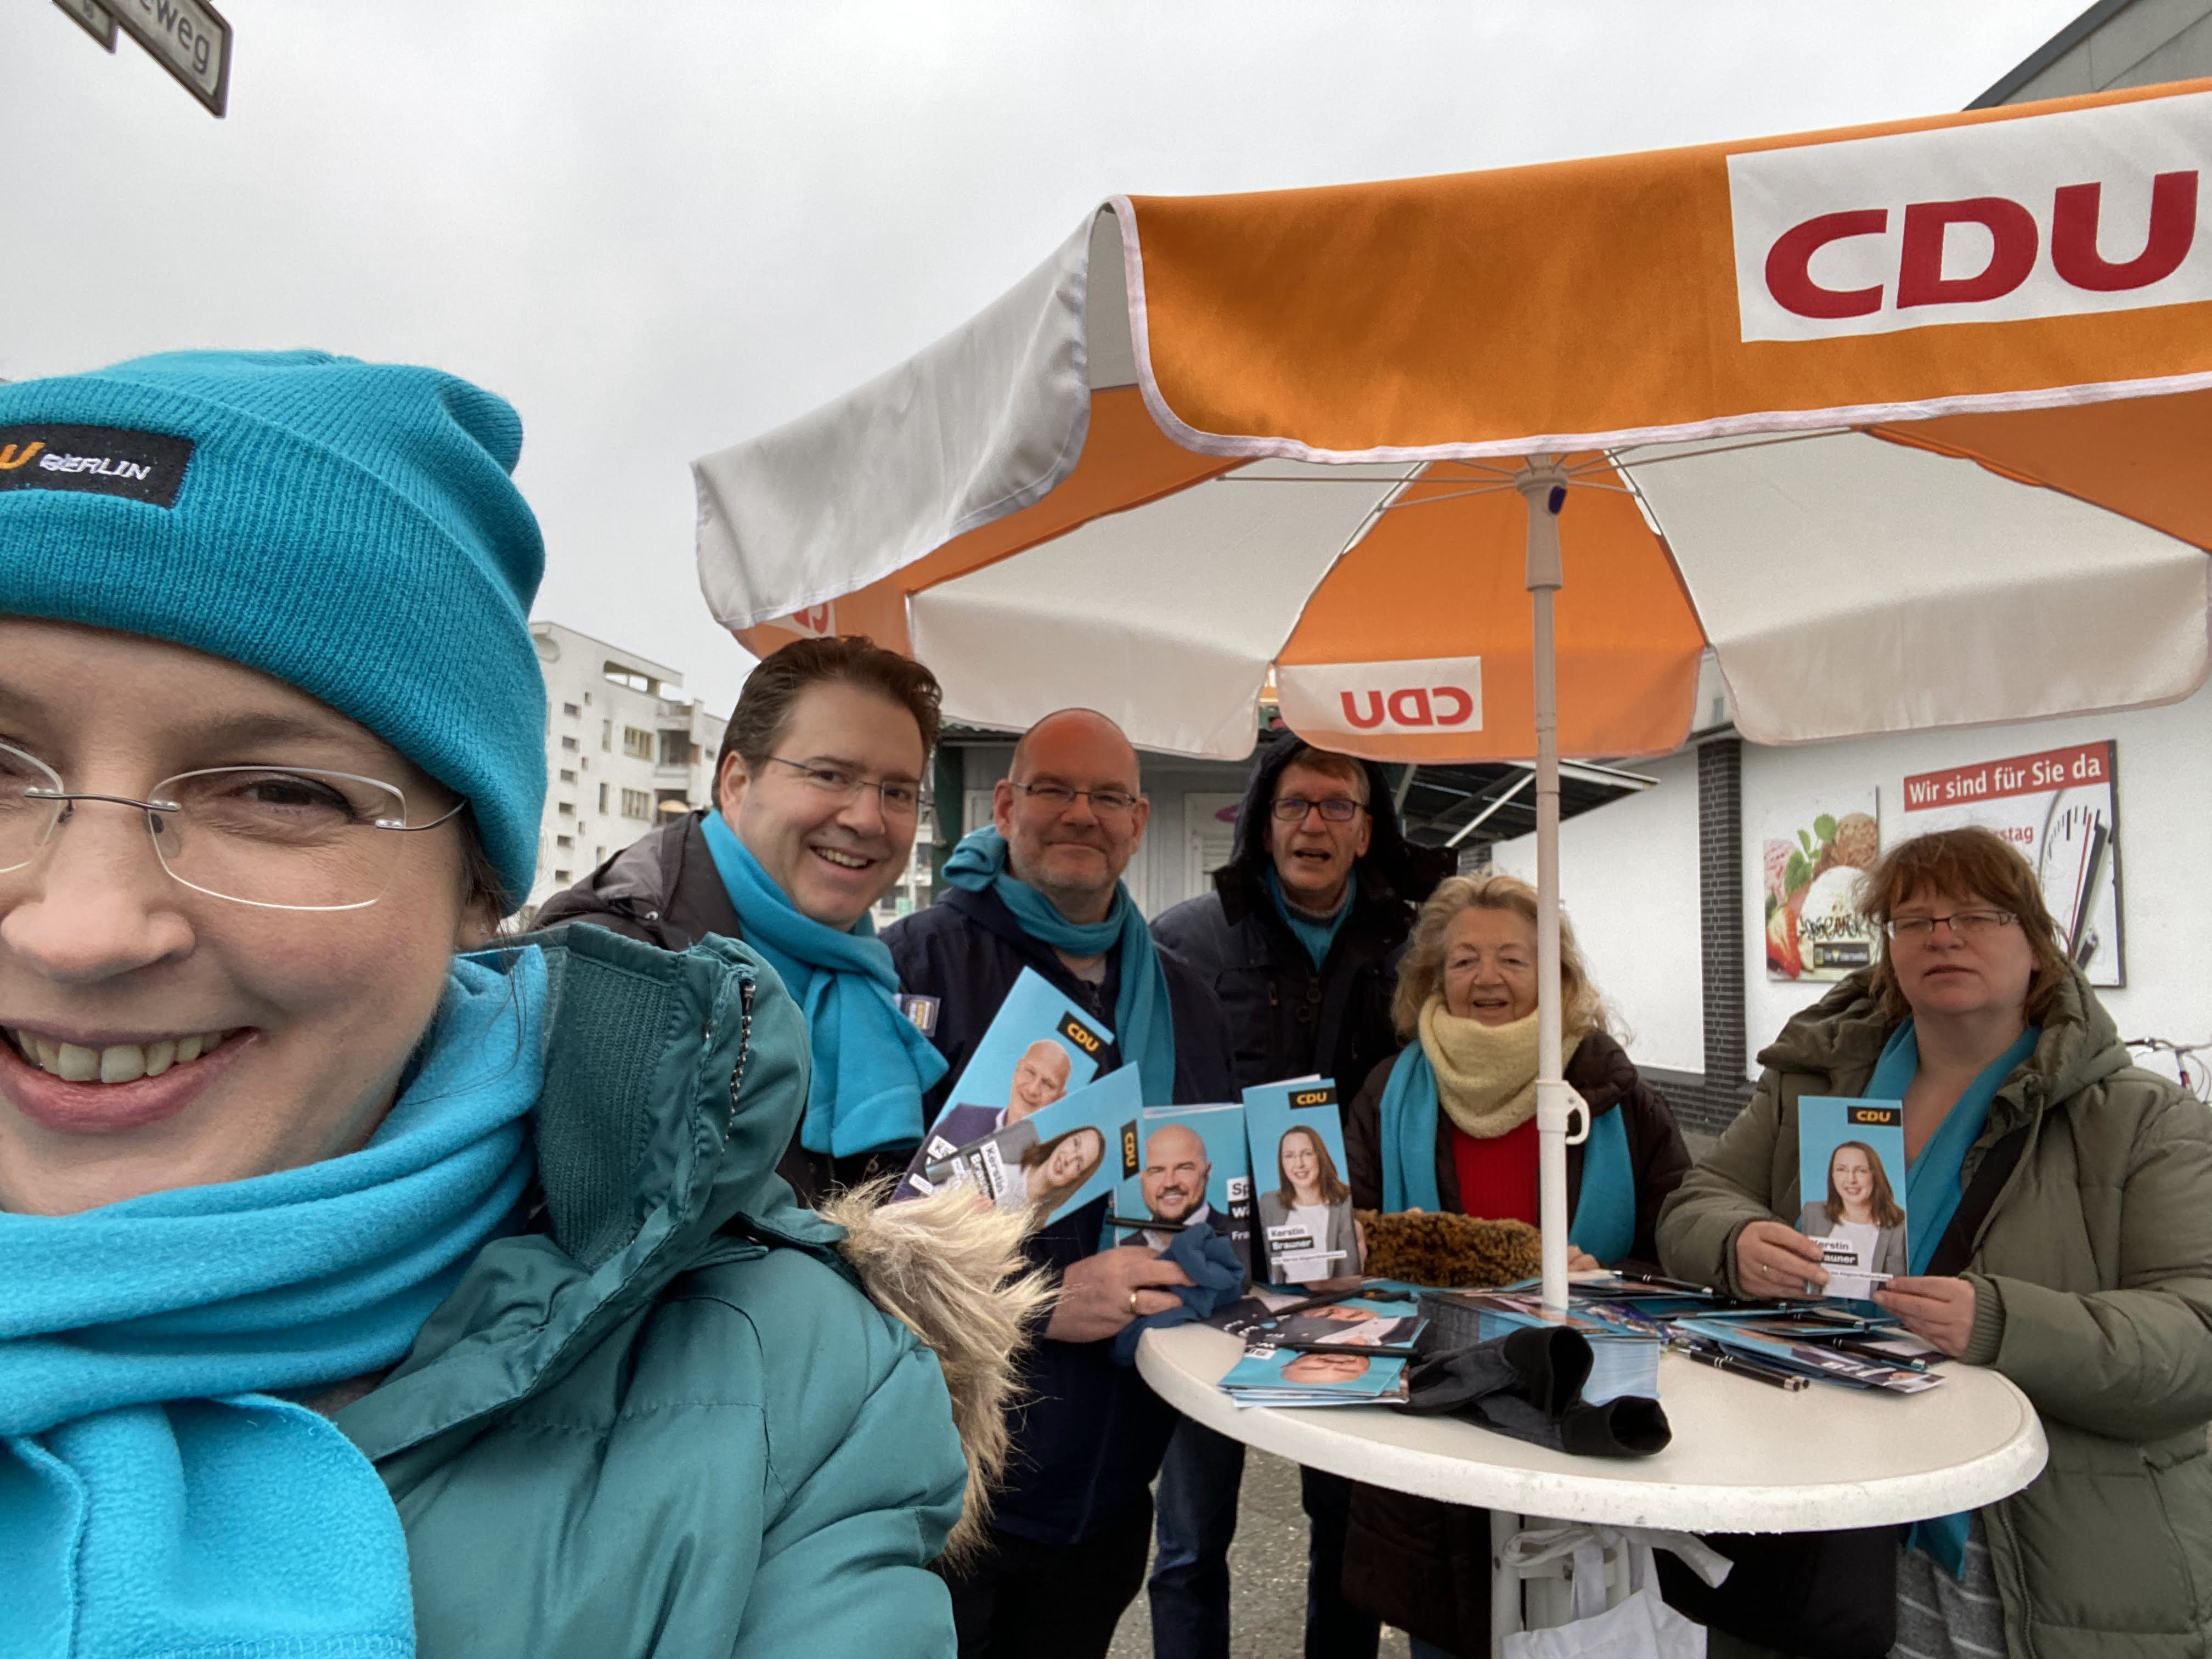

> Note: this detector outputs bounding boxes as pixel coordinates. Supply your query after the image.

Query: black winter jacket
[883,883,1238,1548]
[1151,731,1452,1101]
[531,811,901,1206]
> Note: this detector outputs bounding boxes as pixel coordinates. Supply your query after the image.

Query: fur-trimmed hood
[827,1182,1053,1563]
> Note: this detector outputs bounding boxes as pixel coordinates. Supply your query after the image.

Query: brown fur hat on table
[1356,1210,1543,1288]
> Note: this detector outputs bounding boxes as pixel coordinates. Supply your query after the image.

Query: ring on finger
[1128,1289,1139,1316]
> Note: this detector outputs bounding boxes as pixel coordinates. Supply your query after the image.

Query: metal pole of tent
[1515,459,1586,1313]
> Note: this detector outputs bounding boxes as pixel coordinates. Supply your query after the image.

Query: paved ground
[1108,1450,1412,1659]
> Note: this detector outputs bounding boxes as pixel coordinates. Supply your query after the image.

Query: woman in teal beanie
[0,351,1037,1659]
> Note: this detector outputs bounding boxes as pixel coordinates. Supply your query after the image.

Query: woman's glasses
[1883,909,2017,941]
[0,738,464,911]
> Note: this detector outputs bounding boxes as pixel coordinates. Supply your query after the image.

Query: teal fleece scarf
[1375,1042,1637,1264]
[1267,866,1356,968]
[701,811,947,1156]
[1866,1017,2040,1579]
[0,948,545,1659]
[943,826,1177,1107]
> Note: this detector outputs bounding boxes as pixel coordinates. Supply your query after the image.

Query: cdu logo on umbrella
[1276,656,1482,738]
[1729,89,2210,342]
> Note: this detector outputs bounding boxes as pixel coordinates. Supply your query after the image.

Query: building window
[594,845,605,861]
[601,719,612,752]
[559,735,577,752]
[658,729,692,768]
[553,869,571,883]
[597,782,609,812]
[556,834,573,850]
[558,769,575,783]
[603,661,658,696]
[622,726,654,760]
[561,702,580,717]
[620,788,652,821]
[558,801,575,817]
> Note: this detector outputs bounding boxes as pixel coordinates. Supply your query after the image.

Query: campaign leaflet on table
[1243,1077,1360,1285]
[892,966,1111,1201]
[1796,1097,1909,1301]
[1100,1102,1254,1279]
[922,1064,1136,1223]
[1216,1289,1419,1407]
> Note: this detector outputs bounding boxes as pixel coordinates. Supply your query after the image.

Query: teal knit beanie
[0,349,546,905]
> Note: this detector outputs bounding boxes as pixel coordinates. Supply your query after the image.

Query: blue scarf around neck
[700,810,947,1156]
[1374,1042,1637,1264]
[1864,1016,2040,1580]
[1267,865,1356,968]
[0,947,546,1659]
[942,826,1177,1107]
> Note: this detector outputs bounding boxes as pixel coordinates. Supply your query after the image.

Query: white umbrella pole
[1516,460,1585,1313]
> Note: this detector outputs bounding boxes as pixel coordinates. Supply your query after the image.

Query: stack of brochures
[1213,1285,1426,1408]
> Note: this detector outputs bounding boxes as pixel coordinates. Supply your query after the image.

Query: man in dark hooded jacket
[1147,731,1452,1659]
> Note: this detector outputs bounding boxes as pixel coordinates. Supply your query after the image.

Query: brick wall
[1658,737,1757,1137]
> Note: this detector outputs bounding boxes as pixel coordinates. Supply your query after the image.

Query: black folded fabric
[1400,1326,1670,1459]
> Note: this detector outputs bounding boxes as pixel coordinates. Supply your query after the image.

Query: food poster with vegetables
[922,1063,1137,1221]
[1762,793,1880,981]
[1242,1079,1360,1285]
[892,966,1111,1199]
[1901,740,2122,986]
[1105,1102,1254,1278]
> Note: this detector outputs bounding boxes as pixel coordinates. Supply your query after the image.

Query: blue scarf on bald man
[701,811,947,1157]
[943,826,1177,1106]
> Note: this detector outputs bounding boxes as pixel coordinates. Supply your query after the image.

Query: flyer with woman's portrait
[1243,1079,1359,1285]
[1797,1097,1909,1301]
[892,966,1112,1200]
[924,1064,1136,1221]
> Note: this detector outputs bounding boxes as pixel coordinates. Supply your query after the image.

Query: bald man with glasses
[884,708,1237,1659]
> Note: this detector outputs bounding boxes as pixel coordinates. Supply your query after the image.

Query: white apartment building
[524,621,726,916]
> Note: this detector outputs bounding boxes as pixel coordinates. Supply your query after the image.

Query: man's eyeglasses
[1272,797,1368,824]
[1884,909,2017,941]
[766,756,924,817]
[1009,781,1141,817]
[0,738,465,912]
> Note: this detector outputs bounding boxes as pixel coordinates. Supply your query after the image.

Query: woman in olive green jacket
[1660,828,2212,1659]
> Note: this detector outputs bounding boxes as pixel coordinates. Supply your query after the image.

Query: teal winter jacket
[333,923,970,1658]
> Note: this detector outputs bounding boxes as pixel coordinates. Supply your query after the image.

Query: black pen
[1673,1342,1810,1391]
[1107,1215,1186,1233]
[1611,1269,1714,1295]
[1266,1339,1426,1358]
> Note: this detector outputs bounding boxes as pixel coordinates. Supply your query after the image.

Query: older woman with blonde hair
[1340,872,1689,1656]
[1660,827,2212,1658]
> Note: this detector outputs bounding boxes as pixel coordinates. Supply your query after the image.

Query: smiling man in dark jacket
[884,708,1237,1659]
[1148,731,1451,1659]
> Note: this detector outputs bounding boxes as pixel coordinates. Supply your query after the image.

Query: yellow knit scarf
[1416,996,1584,1141]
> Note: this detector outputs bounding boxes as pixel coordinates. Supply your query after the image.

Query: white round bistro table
[1138,1323,2047,1654]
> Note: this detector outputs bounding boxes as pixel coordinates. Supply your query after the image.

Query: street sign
[53,0,117,52]
[55,0,233,117]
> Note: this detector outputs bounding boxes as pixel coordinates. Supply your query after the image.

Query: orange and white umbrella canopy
[697,79,2212,764]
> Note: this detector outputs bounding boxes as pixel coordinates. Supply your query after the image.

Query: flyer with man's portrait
[1107,1102,1252,1278]
[891,966,1112,1200]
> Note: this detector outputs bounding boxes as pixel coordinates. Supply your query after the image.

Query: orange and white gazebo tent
[696,80,2212,1306]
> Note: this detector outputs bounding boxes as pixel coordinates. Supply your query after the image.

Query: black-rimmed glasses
[1271,797,1368,823]
[0,738,465,911]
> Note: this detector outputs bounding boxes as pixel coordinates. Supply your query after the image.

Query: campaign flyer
[893,966,1111,1200]
[1797,1097,1909,1301]
[1243,1078,1359,1285]
[923,1064,1138,1222]
[1106,1102,1253,1278]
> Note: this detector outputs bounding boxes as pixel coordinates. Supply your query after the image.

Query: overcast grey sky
[1,0,2083,713]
